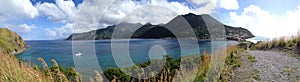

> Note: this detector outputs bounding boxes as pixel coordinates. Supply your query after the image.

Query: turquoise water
[17,39,237,70]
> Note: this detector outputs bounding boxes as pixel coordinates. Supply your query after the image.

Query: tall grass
[219,45,244,82]
[0,50,53,82]
[251,34,300,50]
[36,58,80,82]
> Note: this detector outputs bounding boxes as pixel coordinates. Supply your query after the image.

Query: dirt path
[231,51,256,82]
[247,50,300,82]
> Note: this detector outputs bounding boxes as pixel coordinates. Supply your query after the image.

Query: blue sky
[0,0,300,40]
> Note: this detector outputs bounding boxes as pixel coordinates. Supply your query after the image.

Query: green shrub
[103,68,131,81]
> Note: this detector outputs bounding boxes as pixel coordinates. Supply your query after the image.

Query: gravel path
[248,50,300,82]
[231,51,255,82]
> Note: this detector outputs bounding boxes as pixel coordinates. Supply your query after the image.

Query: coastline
[9,45,30,55]
[10,47,27,55]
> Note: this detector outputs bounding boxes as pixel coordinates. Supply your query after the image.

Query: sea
[17,39,237,77]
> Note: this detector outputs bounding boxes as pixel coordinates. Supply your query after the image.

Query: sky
[0,0,300,40]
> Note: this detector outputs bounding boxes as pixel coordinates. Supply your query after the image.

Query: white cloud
[277,6,300,37]
[36,2,67,22]
[189,0,239,10]
[35,0,77,23]
[217,0,239,10]
[0,0,39,20]
[47,23,74,39]
[73,0,197,33]
[229,5,300,39]
[119,0,196,24]
[150,0,198,15]
[18,24,37,33]
[0,0,39,39]
[55,0,76,17]
[196,1,216,14]
[190,0,211,5]
[41,0,220,39]
[123,6,178,24]
[5,24,37,33]
[98,0,197,25]
[74,0,115,33]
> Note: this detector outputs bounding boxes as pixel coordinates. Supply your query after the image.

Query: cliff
[0,28,26,54]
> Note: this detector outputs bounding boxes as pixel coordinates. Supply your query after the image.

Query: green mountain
[0,28,26,54]
[66,13,254,40]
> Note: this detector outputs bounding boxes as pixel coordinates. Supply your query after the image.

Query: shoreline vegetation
[250,32,300,56]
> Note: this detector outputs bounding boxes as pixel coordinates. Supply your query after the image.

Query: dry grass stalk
[111,75,117,82]
[51,59,68,82]
[0,50,53,82]
[90,77,95,82]
[95,71,103,82]
[73,68,80,82]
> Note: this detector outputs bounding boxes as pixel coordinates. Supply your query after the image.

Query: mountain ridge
[66,13,254,41]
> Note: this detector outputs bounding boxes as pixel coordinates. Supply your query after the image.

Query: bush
[103,68,131,81]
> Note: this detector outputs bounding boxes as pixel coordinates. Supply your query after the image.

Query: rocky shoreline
[10,47,26,55]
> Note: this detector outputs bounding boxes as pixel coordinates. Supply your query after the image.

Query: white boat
[75,52,83,56]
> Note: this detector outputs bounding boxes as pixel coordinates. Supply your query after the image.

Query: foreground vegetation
[99,45,245,82]
[218,45,244,81]
[0,50,53,82]
[101,55,208,82]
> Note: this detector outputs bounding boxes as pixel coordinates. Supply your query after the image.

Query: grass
[282,66,297,74]
[253,69,260,80]
[0,50,53,82]
[0,49,82,82]
[247,54,257,62]
[36,58,81,82]
[0,28,53,82]
[225,46,242,69]
[251,34,300,50]
[218,45,244,82]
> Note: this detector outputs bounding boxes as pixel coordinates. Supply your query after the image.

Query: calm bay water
[17,39,237,70]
